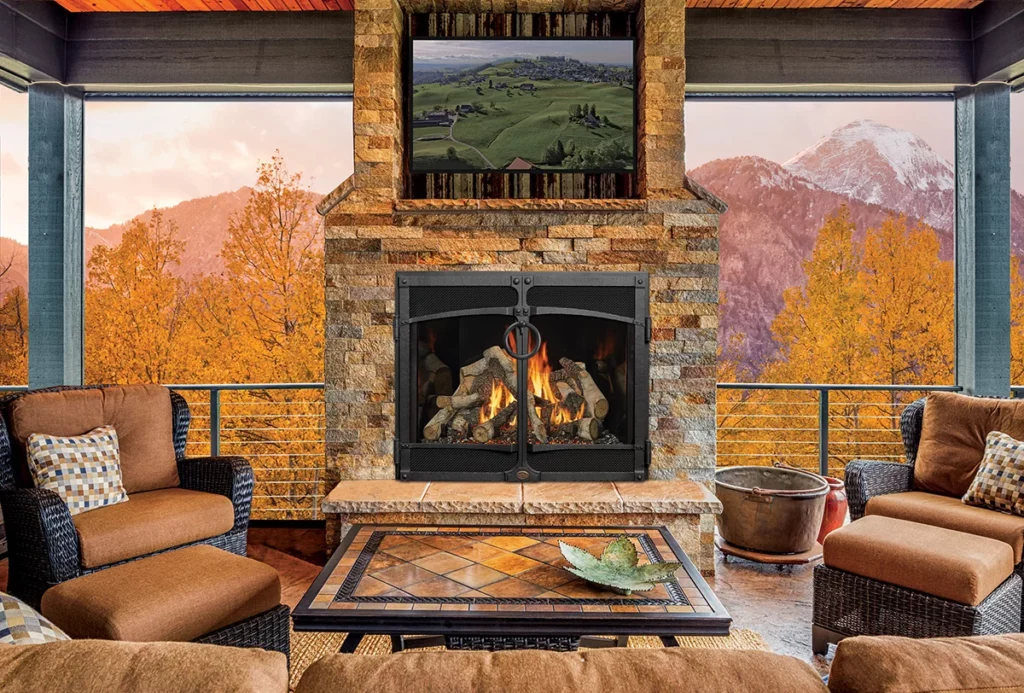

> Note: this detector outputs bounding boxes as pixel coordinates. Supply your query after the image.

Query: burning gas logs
[424,346,518,444]
[423,343,618,446]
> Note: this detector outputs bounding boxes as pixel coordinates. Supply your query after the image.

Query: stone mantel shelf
[321,480,722,517]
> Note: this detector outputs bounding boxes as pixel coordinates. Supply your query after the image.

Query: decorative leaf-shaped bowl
[558,535,682,596]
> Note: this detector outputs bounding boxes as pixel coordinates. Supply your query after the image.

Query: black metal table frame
[293,525,731,652]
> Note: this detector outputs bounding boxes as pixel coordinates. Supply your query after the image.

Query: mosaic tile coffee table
[293,525,731,652]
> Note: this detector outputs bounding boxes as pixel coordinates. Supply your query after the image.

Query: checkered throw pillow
[963,431,1024,515]
[0,592,69,645]
[26,425,128,517]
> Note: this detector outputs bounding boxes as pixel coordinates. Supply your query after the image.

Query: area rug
[288,628,768,690]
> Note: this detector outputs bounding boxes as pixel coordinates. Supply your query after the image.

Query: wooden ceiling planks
[54,0,979,8]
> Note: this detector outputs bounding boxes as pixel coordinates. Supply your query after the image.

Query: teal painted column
[954,83,1012,397]
[27,84,84,389]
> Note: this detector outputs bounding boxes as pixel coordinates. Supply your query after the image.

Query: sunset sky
[1,93,354,244]
[1,90,1023,246]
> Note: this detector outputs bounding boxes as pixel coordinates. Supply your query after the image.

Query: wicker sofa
[845,394,1024,624]
[0,384,254,609]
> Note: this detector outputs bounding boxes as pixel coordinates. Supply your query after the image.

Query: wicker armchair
[845,397,925,520]
[844,395,1024,626]
[0,386,254,609]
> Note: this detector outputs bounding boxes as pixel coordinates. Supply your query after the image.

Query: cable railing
[167,383,325,521]
[716,383,962,478]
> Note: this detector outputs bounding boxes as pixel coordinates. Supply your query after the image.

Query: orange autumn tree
[85,210,197,384]
[194,154,325,515]
[718,208,956,476]
[83,154,325,518]
[0,253,27,386]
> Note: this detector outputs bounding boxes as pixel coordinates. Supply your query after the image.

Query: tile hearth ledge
[321,481,722,576]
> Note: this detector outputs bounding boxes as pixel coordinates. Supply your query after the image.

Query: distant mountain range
[2,119,1023,381]
[689,119,1024,375]
[0,186,322,294]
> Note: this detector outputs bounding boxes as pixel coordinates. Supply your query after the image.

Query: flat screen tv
[409,37,636,174]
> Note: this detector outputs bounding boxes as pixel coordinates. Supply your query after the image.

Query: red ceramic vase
[817,476,848,545]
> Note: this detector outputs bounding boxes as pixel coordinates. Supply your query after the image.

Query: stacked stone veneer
[322,0,723,493]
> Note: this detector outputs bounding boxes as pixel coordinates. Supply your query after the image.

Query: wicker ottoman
[39,544,290,660]
[813,515,1022,654]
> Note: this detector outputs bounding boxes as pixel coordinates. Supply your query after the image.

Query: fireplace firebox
[394,272,650,482]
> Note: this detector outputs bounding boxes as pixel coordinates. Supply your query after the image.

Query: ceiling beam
[0,1,67,89]
[63,10,352,89]
[684,8,973,91]
[971,1,1024,86]
[1,4,1022,93]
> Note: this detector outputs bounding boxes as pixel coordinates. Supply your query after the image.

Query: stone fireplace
[318,0,726,575]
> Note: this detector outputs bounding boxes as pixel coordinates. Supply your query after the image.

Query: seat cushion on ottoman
[866,491,1024,564]
[0,640,287,693]
[40,545,281,642]
[824,516,1014,606]
[296,648,828,693]
[828,633,1024,693]
[72,487,235,568]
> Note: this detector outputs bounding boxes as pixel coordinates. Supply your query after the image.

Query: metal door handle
[503,321,542,360]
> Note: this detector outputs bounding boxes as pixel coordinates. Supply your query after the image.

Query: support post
[818,388,829,477]
[955,83,1012,397]
[28,84,84,389]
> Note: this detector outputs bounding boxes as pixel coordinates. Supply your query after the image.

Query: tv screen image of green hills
[411,39,635,173]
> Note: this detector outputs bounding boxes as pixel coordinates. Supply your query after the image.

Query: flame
[594,331,616,361]
[480,377,516,423]
[511,331,586,428]
[424,328,438,353]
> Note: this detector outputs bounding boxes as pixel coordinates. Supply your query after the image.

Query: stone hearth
[323,480,721,575]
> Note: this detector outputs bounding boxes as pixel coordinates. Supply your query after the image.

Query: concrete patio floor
[709,550,830,674]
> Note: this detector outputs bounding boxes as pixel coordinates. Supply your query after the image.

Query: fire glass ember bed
[394,272,650,482]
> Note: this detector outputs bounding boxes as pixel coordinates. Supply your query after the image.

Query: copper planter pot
[715,466,829,555]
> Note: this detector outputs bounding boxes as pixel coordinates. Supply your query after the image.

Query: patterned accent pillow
[26,425,128,517]
[0,592,69,645]
[963,431,1024,515]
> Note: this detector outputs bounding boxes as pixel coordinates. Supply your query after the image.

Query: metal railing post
[209,388,221,457]
[818,388,829,477]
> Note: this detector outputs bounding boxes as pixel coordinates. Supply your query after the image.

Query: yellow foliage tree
[718,208,956,476]
[85,210,195,384]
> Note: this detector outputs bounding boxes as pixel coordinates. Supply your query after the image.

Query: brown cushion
[829,633,1024,693]
[823,515,1014,605]
[41,545,281,642]
[6,385,179,493]
[915,392,1024,497]
[866,491,1024,563]
[296,648,828,693]
[73,487,235,568]
[0,640,287,693]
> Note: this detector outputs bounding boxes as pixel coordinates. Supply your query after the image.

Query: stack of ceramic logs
[423,346,609,444]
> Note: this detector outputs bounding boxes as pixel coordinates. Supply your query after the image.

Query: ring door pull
[502,321,542,360]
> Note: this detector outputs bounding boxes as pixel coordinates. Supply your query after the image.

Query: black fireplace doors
[394,271,650,482]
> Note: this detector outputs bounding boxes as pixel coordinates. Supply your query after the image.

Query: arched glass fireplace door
[395,272,650,482]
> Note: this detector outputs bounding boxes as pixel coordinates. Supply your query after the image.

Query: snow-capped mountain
[783,119,955,231]
[691,119,1023,377]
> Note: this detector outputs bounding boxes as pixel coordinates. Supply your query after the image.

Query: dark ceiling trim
[0,1,67,85]
[1,3,1023,92]
[971,1,1024,84]
[64,10,353,88]
[685,8,973,90]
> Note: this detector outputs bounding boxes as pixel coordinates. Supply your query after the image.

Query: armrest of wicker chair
[0,487,81,609]
[845,459,914,521]
[177,456,254,532]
